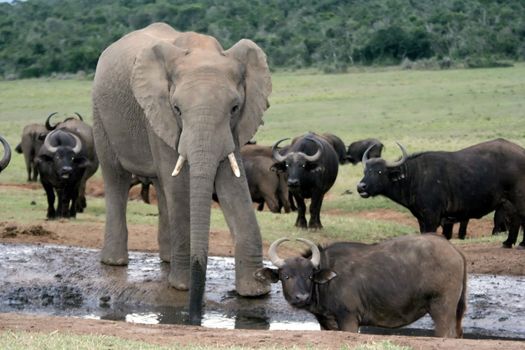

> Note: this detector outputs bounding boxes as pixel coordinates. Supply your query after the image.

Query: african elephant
[92,23,272,323]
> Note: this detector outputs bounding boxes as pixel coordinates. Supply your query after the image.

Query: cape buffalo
[357,139,525,248]
[37,129,92,218]
[45,113,98,212]
[0,135,11,173]
[15,118,50,182]
[255,235,466,337]
[346,138,384,165]
[272,133,339,229]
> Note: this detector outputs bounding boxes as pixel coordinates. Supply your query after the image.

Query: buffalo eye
[378,170,382,175]
[231,104,239,115]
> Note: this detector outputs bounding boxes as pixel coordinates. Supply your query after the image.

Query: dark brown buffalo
[357,139,525,248]
[0,135,11,173]
[272,133,339,229]
[346,138,384,165]
[15,122,48,182]
[45,113,99,212]
[242,154,290,213]
[255,235,466,337]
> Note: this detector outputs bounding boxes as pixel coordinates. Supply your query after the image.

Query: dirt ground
[1,183,524,349]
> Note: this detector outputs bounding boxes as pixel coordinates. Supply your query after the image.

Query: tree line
[1,0,524,78]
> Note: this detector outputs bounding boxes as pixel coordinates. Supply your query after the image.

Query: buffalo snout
[357,182,369,198]
[288,178,300,188]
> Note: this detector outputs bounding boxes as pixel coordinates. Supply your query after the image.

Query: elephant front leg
[215,154,270,297]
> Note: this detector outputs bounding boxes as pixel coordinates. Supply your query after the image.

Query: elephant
[15,120,48,182]
[91,22,272,324]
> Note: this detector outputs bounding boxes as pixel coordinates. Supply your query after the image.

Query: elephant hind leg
[93,114,132,266]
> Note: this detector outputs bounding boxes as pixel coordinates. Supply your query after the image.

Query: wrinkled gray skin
[52,119,99,212]
[92,23,272,324]
[0,135,11,173]
[15,123,48,181]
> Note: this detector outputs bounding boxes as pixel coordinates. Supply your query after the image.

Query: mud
[0,243,523,340]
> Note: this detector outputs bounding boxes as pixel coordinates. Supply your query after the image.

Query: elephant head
[130,33,271,323]
[0,135,11,173]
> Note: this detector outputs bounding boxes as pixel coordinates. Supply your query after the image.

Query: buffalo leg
[458,220,468,239]
[289,192,297,211]
[337,314,359,333]
[308,192,324,229]
[68,183,80,218]
[42,181,56,219]
[292,193,307,228]
[256,201,264,211]
[441,222,453,240]
[32,164,39,182]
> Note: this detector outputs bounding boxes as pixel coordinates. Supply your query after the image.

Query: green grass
[0,330,412,350]
[1,65,523,244]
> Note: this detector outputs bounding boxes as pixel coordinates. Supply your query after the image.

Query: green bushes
[1,0,524,78]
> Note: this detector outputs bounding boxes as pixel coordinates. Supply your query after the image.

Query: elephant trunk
[186,139,221,325]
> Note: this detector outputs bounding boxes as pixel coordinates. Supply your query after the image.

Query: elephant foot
[168,270,190,291]
[236,275,271,297]
[100,247,129,266]
[159,248,171,263]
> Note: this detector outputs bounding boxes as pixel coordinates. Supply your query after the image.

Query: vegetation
[0,330,412,350]
[1,0,525,78]
[1,65,524,244]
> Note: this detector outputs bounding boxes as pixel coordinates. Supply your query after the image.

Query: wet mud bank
[0,243,523,339]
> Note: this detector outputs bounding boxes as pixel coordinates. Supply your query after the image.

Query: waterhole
[0,243,523,339]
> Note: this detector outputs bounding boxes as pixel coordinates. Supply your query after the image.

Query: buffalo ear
[225,39,271,147]
[131,41,187,150]
[270,162,286,173]
[313,269,337,284]
[254,267,279,283]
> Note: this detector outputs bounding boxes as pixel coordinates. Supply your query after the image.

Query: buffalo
[272,133,339,229]
[45,113,98,212]
[37,129,92,218]
[15,118,50,182]
[0,135,12,173]
[346,138,384,165]
[255,235,466,337]
[357,139,525,248]
[129,175,154,204]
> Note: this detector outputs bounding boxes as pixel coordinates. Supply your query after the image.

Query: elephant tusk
[228,153,241,178]
[171,155,186,176]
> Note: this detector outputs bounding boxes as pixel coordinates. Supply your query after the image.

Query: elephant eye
[231,104,239,115]
[173,105,181,116]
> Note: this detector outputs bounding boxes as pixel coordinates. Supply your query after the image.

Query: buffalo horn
[0,135,11,172]
[386,142,409,167]
[296,238,321,268]
[171,155,185,176]
[302,136,322,162]
[43,130,59,153]
[228,153,241,178]
[361,144,376,164]
[73,112,84,121]
[71,133,82,154]
[268,237,289,268]
[45,112,59,130]
[272,138,290,162]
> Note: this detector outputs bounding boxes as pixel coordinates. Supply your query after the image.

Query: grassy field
[1,64,524,244]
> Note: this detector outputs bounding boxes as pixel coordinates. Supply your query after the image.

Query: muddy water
[0,243,523,339]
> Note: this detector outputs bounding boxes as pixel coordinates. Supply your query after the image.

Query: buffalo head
[357,142,409,198]
[255,238,336,308]
[271,136,324,191]
[37,130,89,180]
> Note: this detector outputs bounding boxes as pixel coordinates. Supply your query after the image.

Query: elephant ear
[131,41,187,150]
[225,39,272,147]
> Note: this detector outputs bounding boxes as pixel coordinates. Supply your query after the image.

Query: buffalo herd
[9,112,525,337]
